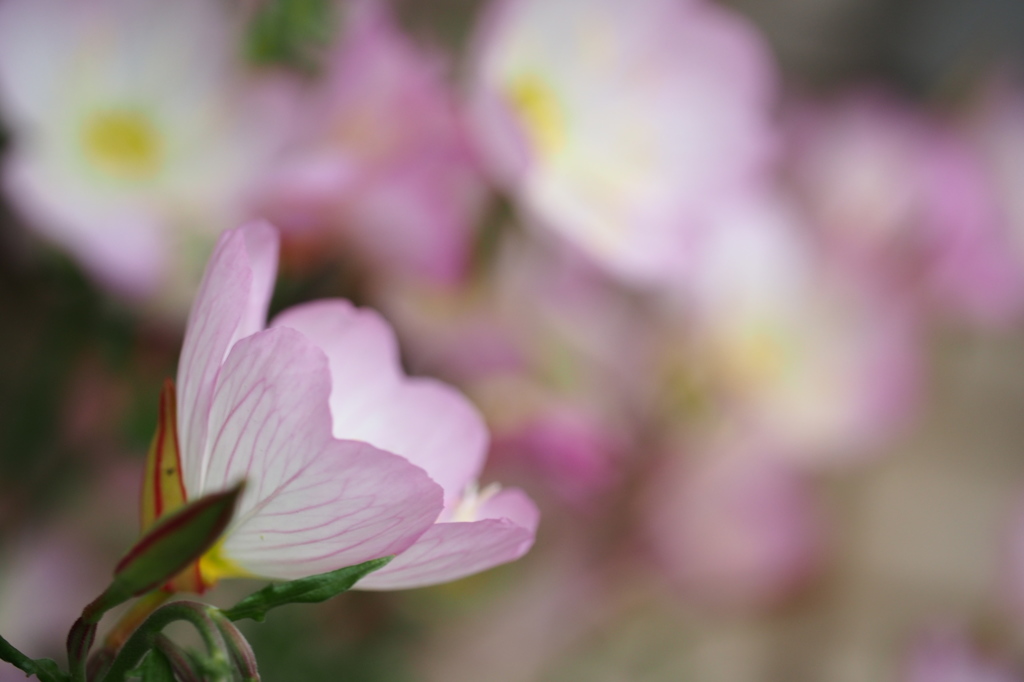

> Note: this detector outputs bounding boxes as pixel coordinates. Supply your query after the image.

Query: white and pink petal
[358,488,539,590]
[222,436,444,580]
[198,326,444,580]
[176,222,277,494]
[272,300,488,499]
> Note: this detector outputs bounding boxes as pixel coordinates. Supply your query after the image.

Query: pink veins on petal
[160,220,536,588]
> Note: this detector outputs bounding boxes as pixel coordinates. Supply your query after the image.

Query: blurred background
[3,0,1024,680]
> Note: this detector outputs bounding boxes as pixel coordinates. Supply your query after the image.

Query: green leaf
[84,483,244,623]
[27,658,66,682]
[245,0,336,72]
[0,633,68,682]
[133,650,176,682]
[224,557,393,623]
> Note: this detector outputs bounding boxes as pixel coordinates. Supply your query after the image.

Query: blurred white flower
[679,194,921,461]
[0,0,290,312]
[469,0,778,284]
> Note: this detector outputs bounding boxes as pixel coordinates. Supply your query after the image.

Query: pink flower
[0,531,108,663]
[159,221,537,590]
[468,0,778,284]
[644,436,824,609]
[787,88,1024,326]
[904,627,1020,682]
[0,0,290,312]
[491,405,621,512]
[678,194,922,461]
[376,232,656,508]
[999,490,1024,620]
[260,1,484,287]
[968,80,1024,318]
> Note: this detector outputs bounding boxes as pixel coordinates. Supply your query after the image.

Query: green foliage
[225,557,393,623]
[240,596,419,682]
[132,650,175,682]
[107,484,243,607]
[0,633,68,682]
[30,658,68,682]
[245,0,337,72]
[82,484,243,624]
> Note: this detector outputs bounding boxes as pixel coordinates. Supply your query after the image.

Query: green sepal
[66,618,95,681]
[224,556,393,622]
[132,650,176,682]
[84,483,244,623]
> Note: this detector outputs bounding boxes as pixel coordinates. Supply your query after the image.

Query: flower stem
[66,618,96,682]
[153,635,202,682]
[0,632,67,682]
[99,601,231,682]
[106,590,172,652]
[210,610,260,681]
[0,631,36,672]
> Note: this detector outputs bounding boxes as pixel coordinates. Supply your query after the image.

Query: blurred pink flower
[644,436,824,610]
[378,232,656,508]
[0,0,291,313]
[468,0,778,284]
[415,534,603,682]
[171,221,536,589]
[904,627,1020,682]
[969,80,1024,310]
[491,404,621,511]
[260,1,485,286]
[677,194,922,462]
[788,89,1024,326]
[999,490,1024,620]
[0,531,108,665]
[269,301,538,590]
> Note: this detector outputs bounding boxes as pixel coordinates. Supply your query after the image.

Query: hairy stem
[210,611,260,681]
[153,635,202,682]
[99,601,230,682]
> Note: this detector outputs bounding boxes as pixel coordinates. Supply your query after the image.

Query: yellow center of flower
[81,110,162,181]
[722,321,796,388]
[197,538,254,587]
[506,74,566,157]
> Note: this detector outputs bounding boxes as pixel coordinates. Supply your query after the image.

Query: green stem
[210,611,260,681]
[101,590,171,652]
[152,635,201,682]
[85,648,114,682]
[66,618,96,682]
[100,601,230,682]
[84,589,172,680]
[0,631,37,674]
[0,632,67,682]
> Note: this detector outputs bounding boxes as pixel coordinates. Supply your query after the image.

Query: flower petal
[271,299,399,414]
[271,300,488,500]
[3,152,168,297]
[0,0,78,126]
[234,221,279,344]
[357,488,538,590]
[201,326,444,580]
[176,222,277,495]
[477,487,541,532]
